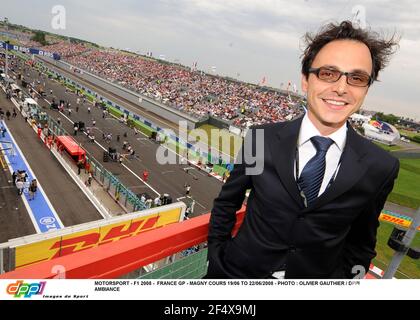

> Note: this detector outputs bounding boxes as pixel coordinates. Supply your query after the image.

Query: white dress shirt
[295,114,347,197]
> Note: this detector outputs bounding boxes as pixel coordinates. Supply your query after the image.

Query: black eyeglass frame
[308,67,374,87]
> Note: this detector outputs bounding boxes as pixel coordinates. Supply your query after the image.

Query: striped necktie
[297,136,334,206]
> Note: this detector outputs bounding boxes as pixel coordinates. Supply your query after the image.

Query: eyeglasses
[308,66,373,87]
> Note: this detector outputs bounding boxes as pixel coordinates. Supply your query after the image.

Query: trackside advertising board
[5,203,185,269]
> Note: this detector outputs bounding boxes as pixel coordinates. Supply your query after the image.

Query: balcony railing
[0,207,246,279]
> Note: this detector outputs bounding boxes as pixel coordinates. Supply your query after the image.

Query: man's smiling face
[301,39,373,134]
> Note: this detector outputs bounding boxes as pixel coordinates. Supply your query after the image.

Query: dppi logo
[6,280,46,298]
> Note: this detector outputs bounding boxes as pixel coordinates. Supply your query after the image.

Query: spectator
[185,207,192,219]
[140,194,146,203]
[184,183,191,196]
[154,196,161,207]
[77,160,84,175]
[142,170,149,182]
[12,171,17,185]
[16,179,24,196]
[28,179,37,200]
[145,198,153,209]
[85,172,93,186]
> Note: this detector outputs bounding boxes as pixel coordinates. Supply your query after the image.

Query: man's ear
[301,73,308,94]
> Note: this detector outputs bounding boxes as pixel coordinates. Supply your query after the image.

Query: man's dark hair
[301,20,399,82]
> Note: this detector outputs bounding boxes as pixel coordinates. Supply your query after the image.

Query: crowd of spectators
[41,42,90,58]
[41,42,304,128]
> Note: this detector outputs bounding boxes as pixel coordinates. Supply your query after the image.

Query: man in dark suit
[207,21,400,279]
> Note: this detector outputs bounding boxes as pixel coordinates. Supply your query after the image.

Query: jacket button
[289,246,296,253]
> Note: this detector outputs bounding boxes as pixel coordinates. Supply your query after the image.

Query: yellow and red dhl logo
[379,212,420,230]
[48,215,160,259]
[16,208,182,268]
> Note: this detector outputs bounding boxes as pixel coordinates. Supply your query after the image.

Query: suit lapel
[308,124,369,211]
[269,117,304,208]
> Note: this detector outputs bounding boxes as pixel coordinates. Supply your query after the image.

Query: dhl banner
[11,203,185,269]
[4,206,417,269]
[379,210,420,230]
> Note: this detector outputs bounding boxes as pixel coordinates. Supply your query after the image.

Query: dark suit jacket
[207,117,399,279]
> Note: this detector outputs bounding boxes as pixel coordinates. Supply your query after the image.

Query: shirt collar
[298,113,347,151]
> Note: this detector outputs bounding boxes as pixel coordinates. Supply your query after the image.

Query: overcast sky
[3,0,420,120]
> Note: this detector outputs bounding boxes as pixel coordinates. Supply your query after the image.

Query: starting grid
[0,120,63,233]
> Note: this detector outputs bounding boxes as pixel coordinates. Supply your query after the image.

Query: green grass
[191,124,242,159]
[373,221,420,279]
[388,193,420,211]
[373,142,402,152]
[388,159,420,209]
[397,129,420,146]
[399,129,418,138]
[359,149,420,278]
[376,160,420,278]
[373,143,420,209]
[400,159,420,172]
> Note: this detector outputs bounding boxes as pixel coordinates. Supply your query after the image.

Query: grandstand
[39,41,305,128]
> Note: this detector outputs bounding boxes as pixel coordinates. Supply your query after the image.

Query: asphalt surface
[0,166,35,243]
[0,91,103,237]
[391,139,420,153]
[10,57,224,216]
[384,202,418,218]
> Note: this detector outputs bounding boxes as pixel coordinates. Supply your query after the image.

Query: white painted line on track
[121,163,160,196]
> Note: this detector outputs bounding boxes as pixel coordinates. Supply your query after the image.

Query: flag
[191,61,198,71]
